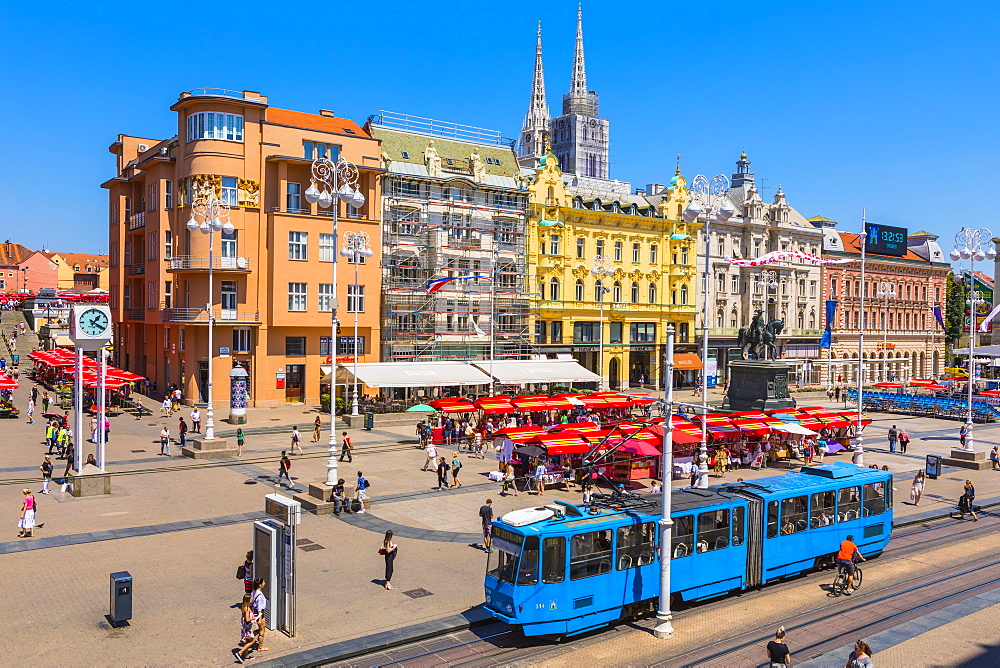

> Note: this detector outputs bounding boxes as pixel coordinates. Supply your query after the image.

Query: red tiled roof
[838,232,928,263]
[0,242,33,266]
[266,108,370,138]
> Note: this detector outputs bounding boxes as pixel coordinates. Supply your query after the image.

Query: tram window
[886,476,893,509]
[767,501,778,538]
[616,522,657,570]
[570,530,614,580]
[732,506,745,546]
[542,537,566,584]
[811,490,837,528]
[517,536,540,585]
[697,509,730,552]
[672,515,694,558]
[780,496,808,535]
[838,486,861,522]
[486,527,523,584]
[864,482,886,516]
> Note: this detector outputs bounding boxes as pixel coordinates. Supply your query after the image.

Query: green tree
[944,272,965,346]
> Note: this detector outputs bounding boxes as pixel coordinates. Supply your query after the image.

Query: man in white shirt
[190,407,201,433]
[422,442,438,471]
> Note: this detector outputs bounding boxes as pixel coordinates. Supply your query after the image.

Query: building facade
[105,89,382,407]
[47,252,109,291]
[365,112,531,365]
[527,150,700,389]
[700,154,825,384]
[819,226,948,383]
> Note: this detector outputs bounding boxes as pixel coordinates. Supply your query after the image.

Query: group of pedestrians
[420,442,463,490]
[885,425,910,453]
[767,628,874,667]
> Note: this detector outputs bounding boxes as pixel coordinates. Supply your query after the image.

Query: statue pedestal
[723,360,795,412]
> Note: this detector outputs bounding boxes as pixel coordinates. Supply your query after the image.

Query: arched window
[680,284,688,305]
[549,277,560,301]
[612,280,622,302]
[595,279,605,302]
[717,309,724,328]
[797,311,805,329]
[575,279,584,301]
[730,308,739,329]
[808,311,816,329]
[631,282,639,304]
[648,283,657,304]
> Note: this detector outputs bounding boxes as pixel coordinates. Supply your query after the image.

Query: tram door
[735,493,764,587]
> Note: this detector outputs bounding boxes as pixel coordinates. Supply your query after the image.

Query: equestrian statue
[737,309,785,360]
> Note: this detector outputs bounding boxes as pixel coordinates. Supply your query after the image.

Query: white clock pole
[97,347,107,470]
[73,345,84,473]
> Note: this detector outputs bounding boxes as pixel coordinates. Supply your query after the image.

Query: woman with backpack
[436,456,451,490]
[451,452,463,488]
[239,550,253,594]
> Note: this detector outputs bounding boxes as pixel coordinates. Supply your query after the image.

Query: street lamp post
[590,255,613,391]
[875,281,896,382]
[305,156,365,485]
[950,228,996,452]
[340,231,374,417]
[683,174,735,489]
[653,323,675,639]
[755,269,779,320]
[186,195,232,441]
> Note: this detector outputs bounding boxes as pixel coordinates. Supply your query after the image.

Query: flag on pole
[820,300,837,349]
[932,306,946,330]
[426,275,492,294]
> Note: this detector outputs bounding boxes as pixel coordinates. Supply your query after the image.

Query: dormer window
[401,151,410,159]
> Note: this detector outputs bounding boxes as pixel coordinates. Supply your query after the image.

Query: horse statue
[737,310,784,360]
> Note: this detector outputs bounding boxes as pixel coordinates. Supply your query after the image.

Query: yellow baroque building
[526,149,701,390]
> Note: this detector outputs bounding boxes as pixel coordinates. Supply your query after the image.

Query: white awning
[337,361,492,388]
[471,359,601,385]
[951,345,1000,357]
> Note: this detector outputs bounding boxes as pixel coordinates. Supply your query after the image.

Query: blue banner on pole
[820,300,838,349]
[933,305,945,330]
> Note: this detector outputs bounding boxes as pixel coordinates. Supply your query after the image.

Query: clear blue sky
[1,0,995,272]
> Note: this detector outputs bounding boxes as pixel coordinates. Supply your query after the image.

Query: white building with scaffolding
[365,111,532,365]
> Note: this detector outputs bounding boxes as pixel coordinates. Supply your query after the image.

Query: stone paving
[2,376,1000,664]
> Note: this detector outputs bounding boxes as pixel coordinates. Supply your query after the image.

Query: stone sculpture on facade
[424,140,442,178]
[470,148,485,181]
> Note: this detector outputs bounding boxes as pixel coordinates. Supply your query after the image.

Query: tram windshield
[486,527,523,584]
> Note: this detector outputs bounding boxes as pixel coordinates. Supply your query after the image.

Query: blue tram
[484,463,893,637]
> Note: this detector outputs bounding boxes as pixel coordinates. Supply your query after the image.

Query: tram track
[322,512,1000,667]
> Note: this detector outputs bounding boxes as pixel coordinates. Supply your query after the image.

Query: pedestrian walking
[250,578,269,652]
[39,456,53,494]
[765,627,791,667]
[26,397,34,424]
[62,443,74,479]
[845,639,874,668]
[887,424,898,453]
[479,499,494,551]
[473,430,484,459]
[233,593,257,663]
[240,550,254,594]
[45,422,56,454]
[958,479,978,521]
[451,452,463,488]
[416,420,428,448]
[103,416,110,444]
[18,488,36,538]
[422,441,438,471]
[190,407,201,433]
[960,423,968,448]
[178,418,188,448]
[355,471,369,513]
[910,470,925,506]
[159,426,171,455]
[991,445,1000,471]
[380,530,398,590]
[534,460,548,496]
[898,428,909,454]
[436,456,450,489]
[339,431,354,462]
[277,451,292,486]
[236,428,245,456]
[89,416,98,442]
[41,392,49,414]
[31,385,38,404]
[290,426,302,455]
[312,415,322,443]
[161,396,171,416]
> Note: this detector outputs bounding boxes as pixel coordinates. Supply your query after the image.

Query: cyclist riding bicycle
[836,534,866,595]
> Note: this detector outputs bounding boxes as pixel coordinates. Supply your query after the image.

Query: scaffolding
[381,174,533,362]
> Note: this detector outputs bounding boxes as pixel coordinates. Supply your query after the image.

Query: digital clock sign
[864,223,908,257]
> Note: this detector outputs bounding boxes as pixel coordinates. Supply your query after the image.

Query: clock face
[80,308,110,337]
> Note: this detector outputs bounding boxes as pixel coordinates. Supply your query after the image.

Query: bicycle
[832,561,863,596]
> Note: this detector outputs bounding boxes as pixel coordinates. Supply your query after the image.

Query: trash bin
[364,412,374,431]
[925,454,942,480]
[110,571,132,626]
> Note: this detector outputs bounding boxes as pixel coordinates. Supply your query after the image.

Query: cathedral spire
[570,4,587,99]
[518,22,550,168]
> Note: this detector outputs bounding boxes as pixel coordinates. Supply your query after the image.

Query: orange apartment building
[104,89,382,407]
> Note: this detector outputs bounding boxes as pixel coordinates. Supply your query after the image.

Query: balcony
[167,255,252,272]
[127,263,145,276]
[162,308,261,324]
[128,307,145,321]
[128,212,145,230]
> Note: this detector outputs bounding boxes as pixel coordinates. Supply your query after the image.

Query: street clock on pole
[69,304,113,351]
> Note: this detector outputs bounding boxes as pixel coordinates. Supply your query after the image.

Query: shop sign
[276,372,286,389]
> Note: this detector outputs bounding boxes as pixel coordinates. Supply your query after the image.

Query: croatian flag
[426,275,491,294]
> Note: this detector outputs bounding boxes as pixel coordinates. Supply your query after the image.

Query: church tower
[548,5,610,180]
[518,23,549,169]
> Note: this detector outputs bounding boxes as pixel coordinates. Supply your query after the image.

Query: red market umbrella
[872,382,904,388]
